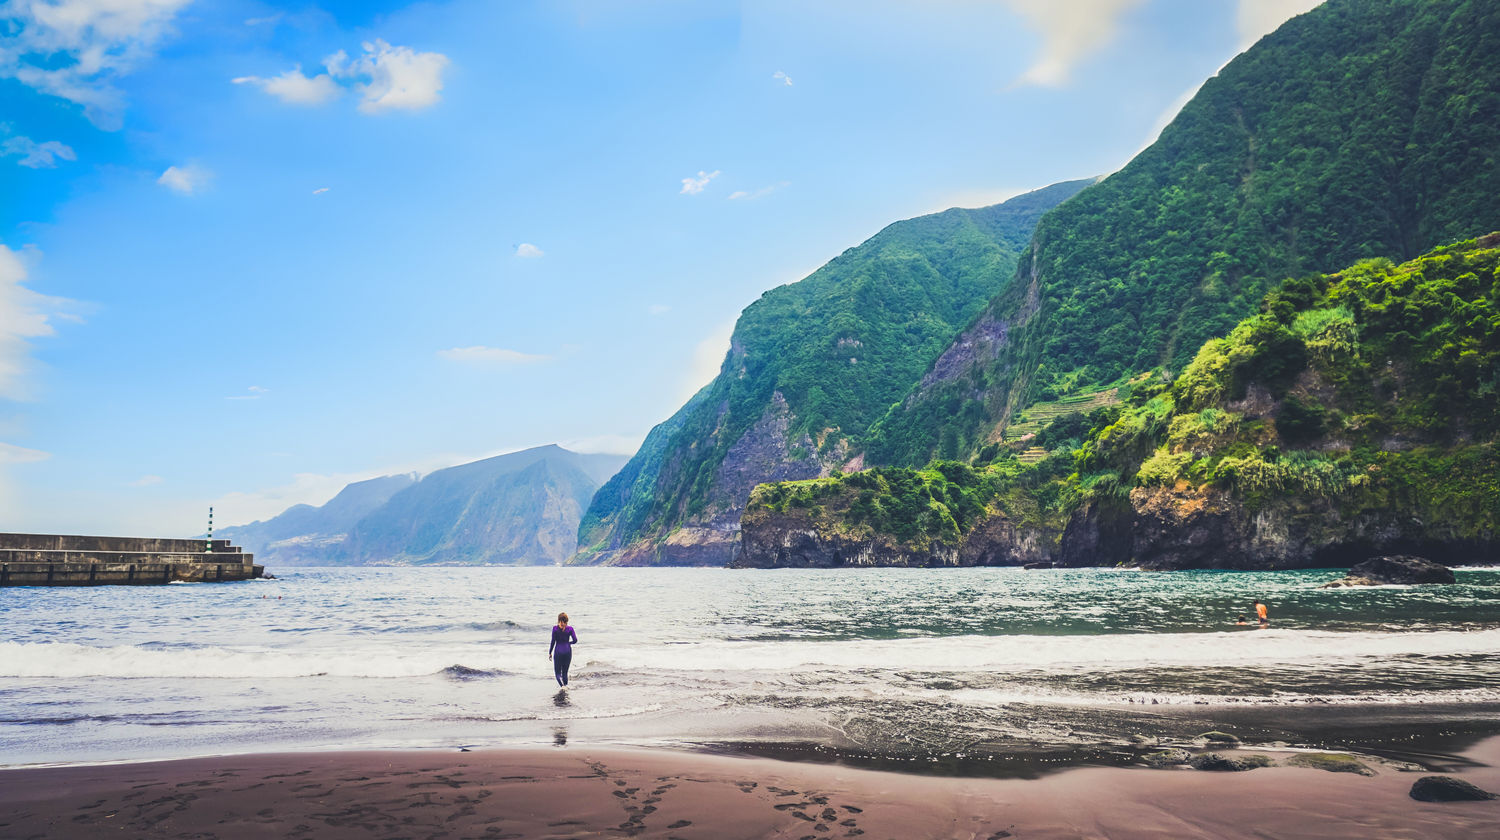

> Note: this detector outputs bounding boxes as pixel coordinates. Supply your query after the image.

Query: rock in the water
[1142,748,1192,767]
[1287,753,1375,776]
[1410,776,1498,802]
[1189,752,1269,772]
[1322,556,1455,587]
[1199,731,1241,744]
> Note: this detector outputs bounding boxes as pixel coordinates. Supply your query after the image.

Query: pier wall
[0,533,263,587]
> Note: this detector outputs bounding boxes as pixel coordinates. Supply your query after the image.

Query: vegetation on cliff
[869,0,1500,467]
[743,235,1500,566]
[575,180,1093,563]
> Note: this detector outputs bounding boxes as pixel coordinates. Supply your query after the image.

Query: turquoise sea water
[2,567,1498,768]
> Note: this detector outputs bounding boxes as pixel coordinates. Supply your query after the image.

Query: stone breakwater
[0,533,263,586]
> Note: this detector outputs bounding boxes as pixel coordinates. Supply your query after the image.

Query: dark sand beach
[4,737,1498,840]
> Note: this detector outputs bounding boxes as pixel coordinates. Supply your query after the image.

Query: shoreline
[4,738,1498,839]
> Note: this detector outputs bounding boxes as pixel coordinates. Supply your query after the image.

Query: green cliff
[869,0,1500,466]
[738,235,1500,568]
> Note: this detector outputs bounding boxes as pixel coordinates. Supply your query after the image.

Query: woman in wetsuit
[548,612,577,687]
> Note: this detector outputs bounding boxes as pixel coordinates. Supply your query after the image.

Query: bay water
[3,567,1499,769]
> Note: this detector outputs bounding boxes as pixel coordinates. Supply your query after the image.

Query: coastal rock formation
[1320,555,1457,587]
[738,237,1500,570]
[1189,753,1270,772]
[1409,776,1498,802]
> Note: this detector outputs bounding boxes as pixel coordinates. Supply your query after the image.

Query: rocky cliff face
[739,235,1500,570]
[869,0,1500,467]
[739,480,1500,571]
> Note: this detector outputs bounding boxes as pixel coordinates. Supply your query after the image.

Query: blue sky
[0,0,1321,534]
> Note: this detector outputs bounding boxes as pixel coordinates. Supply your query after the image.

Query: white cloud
[1003,0,1145,88]
[157,163,210,194]
[680,169,720,195]
[128,474,162,487]
[439,346,550,365]
[0,0,194,127]
[647,304,670,316]
[2,136,76,168]
[677,319,734,404]
[0,244,69,400]
[0,441,49,464]
[232,66,341,105]
[244,14,282,27]
[226,385,268,400]
[515,243,544,258]
[1236,0,1324,48]
[728,181,789,201]
[327,39,449,114]
[312,187,329,195]
[773,70,793,86]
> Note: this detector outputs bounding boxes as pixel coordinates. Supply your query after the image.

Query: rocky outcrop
[737,479,1500,570]
[1123,486,1498,571]
[1409,776,1498,802]
[1321,555,1456,587]
[733,508,1051,569]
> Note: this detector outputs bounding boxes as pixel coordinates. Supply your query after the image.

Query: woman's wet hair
[558,612,569,625]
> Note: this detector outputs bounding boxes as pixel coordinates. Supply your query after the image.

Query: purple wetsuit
[549,624,577,686]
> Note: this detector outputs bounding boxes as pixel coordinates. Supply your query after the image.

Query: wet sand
[3,738,1498,840]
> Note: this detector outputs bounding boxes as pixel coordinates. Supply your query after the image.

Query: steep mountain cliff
[573,179,1094,565]
[868,0,1500,466]
[225,446,627,566]
[738,235,1500,568]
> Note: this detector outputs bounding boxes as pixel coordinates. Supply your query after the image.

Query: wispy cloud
[0,441,49,464]
[226,385,269,401]
[680,169,720,195]
[128,474,163,487]
[0,0,194,128]
[236,40,449,114]
[157,164,211,195]
[773,70,793,86]
[2,136,76,168]
[515,243,544,258]
[728,181,789,201]
[327,40,450,114]
[232,66,340,106]
[438,346,550,365]
[244,14,283,27]
[647,304,670,316]
[0,244,71,400]
[1235,0,1323,49]
[1003,0,1144,88]
[312,187,329,195]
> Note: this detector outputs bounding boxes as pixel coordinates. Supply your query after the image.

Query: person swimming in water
[1236,614,1247,626]
[548,612,577,687]
[1253,600,1269,627]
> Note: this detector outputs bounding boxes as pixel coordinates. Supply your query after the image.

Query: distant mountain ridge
[221,445,628,566]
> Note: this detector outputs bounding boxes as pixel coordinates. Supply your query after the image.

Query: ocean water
[2,566,1499,768]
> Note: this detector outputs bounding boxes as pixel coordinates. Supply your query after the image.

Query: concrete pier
[0,533,264,586]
